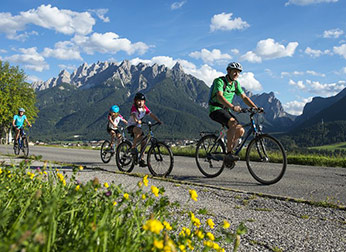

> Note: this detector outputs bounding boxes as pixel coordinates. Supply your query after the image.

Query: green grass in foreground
[0,160,246,252]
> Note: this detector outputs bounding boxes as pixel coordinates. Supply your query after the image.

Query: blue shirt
[13,115,27,128]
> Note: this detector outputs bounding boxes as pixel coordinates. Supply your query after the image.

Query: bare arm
[25,118,32,127]
[240,93,257,108]
[149,113,162,124]
[216,91,237,110]
[12,119,16,128]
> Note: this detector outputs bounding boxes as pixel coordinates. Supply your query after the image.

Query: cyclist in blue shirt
[12,108,31,145]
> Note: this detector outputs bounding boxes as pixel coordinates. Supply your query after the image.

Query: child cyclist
[107,105,128,151]
[12,108,32,145]
[127,92,162,167]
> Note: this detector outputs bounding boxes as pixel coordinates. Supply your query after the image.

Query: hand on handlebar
[232,106,241,113]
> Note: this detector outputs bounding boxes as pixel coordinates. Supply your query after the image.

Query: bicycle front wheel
[115,140,135,173]
[100,140,113,163]
[246,134,287,185]
[13,142,20,155]
[195,135,226,178]
[147,142,174,177]
[22,137,29,157]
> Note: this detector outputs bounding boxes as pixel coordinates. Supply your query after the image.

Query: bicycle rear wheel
[195,135,226,178]
[100,140,113,163]
[246,134,287,185]
[22,137,29,157]
[115,140,135,172]
[147,142,174,177]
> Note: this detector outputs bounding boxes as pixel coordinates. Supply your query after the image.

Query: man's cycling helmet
[134,92,146,101]
[110,105,119,113]
[18,108,25,112]
[227,62,243,72]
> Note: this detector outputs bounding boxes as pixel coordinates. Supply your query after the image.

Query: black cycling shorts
[107,127,120,135]
[127,125,144,138]
[209,109,238,128]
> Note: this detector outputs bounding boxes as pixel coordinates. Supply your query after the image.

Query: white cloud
[281,70,325,78]
[4,47,49,72]
[289,79,346,96]
[323,28,344,38]
[238,72,262,91]
[189,48,231,65]
[305,47,331,58]
[285,0,338,6]
[283,97,313,115]
[0,49,7,53]
[239,51,262,63]
[88,9,110,23]
[241,38,298,63]
[73,32,149,55]
[58,64,77,71]
[333,44,346,59]
[26,75,42,83]
[171,1,187,10]
[42,41,82,60]
[0,4,95,39]
[210,12,249,32]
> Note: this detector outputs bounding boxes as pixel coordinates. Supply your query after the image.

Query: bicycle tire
[195,134,226,178]
[147,141,174,177]
[246,134,287,185]
[100,140,113,163]
[115,140,135,172]
[13,141,20,155]
[22,136,29,157]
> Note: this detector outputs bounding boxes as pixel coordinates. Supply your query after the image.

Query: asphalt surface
[1,144,345,251]
[0,144,345,205]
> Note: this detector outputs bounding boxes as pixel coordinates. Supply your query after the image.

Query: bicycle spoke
[246,135,287,185]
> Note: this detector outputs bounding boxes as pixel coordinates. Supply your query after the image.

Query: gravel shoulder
[2,156,346,252]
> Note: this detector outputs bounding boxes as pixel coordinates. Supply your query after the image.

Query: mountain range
[30,60,345,144]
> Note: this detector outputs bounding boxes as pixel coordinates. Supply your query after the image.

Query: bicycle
[195,108,287,185]
[13,127,29,157]
[115,121,174,177]
[100,127,131,163]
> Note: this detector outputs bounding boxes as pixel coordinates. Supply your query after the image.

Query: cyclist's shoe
[224,153,240,165]
[139,160,147,167]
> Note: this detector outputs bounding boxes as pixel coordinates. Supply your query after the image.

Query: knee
[227,119,237,129]
[238,126,245,136]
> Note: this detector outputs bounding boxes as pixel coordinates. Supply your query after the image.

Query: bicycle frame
[133,122,159,163]
[206,109,262,156]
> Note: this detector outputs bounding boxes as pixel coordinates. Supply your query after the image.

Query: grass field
[309,142,346,151]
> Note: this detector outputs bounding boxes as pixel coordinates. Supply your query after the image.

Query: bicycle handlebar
[240,107,264,114]
[141,121,161,127]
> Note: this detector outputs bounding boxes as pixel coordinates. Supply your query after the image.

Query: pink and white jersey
[108,114,125,130]
[127,104,151,127]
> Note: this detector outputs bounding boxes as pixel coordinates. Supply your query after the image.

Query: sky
[1,0,346,115]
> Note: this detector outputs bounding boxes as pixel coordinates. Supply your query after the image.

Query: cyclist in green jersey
[209,62,258,165]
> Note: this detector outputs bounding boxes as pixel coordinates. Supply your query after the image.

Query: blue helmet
[110,105,119,113]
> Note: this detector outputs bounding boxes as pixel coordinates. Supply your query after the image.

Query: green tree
[0,61,38,141]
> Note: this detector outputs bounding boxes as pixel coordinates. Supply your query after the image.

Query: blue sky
[1,0,345,115]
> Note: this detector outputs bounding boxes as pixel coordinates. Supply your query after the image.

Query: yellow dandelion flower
[79,165,84,171]
[206,232,215,241]
[75,185,80,191]
[142,194,146,200]
[189,189,198,201]
[153,239,164,249]
[203,240,214,247]
[187,239,194,250]
[43,171,47,175]
[163,221,172,231]
[123,193,129,200]
[151,185,159,197]
[196,230,204,239]
[207,218,215,229]
[223,220,230,229]
[213,242,220,250]
[104,182,109,188]
[0,168,3,174]
[143,175,149,186]
[179,245,186,252]
[143,219,164,234]
[137,181,143,188]
[113,201,117,206]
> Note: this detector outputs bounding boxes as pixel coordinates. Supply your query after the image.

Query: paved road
[1,144,345,205]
